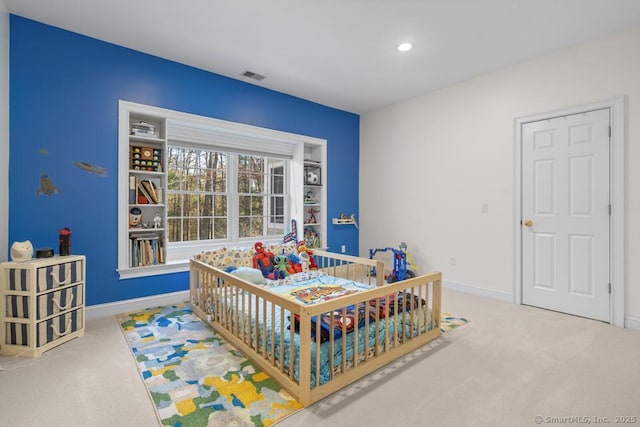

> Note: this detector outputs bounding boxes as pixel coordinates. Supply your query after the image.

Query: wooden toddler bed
[190,245,442,406]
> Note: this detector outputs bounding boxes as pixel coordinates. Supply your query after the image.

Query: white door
[522,108,610,322]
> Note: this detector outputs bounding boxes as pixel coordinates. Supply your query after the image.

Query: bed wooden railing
[190,249,442,406]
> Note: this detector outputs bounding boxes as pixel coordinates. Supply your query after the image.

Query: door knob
[523,219,533,228]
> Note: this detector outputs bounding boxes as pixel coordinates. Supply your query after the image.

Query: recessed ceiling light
[396,42,413,52]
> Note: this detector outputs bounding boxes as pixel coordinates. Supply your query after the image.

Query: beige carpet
[1,288,639,427]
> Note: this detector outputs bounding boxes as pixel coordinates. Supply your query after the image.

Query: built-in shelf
[332,215,359,229]
[120,103,168,273]
[302,150,325,249]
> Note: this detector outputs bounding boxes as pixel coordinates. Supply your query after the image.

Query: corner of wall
[0,3,9,262]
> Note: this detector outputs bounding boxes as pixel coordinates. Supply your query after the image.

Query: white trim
[86,290,189,320]
[624,316,640,331]
[0,5,8,263]
[117,260,189,280]
[167,120,296,158]
[443,280,513,303]
[118,100,327,279]
[513,96,625,327]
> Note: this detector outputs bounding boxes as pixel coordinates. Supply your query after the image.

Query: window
[118,101,326,279]
[166,147,228,242]
[269,165,285,225]
[238,155,287,237]
[166,146,288,246]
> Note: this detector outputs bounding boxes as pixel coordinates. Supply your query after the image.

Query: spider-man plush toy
[253,242,285,280]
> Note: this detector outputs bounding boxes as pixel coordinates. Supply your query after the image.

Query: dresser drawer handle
[50,270,72,286]
[52,294,75,311]
[50,319,73,337]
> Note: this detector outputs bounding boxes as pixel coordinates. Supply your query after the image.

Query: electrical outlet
[341,245,346,253]
[449,257,456,266]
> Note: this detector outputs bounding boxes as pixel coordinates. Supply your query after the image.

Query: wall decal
[36,173,61,197]
[74,161,108,177]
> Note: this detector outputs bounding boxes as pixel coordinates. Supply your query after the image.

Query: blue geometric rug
[117,303,469,427]
[117,303,302,427]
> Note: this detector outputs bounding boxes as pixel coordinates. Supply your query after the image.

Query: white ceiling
[6,0,640,114]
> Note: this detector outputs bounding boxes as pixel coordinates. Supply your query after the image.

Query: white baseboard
[443,281,640,330]
[624,316,640,330]
[86,290,189,320]
[443,280,513,303]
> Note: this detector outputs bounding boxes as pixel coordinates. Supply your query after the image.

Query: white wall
[361,24,640,321]
[0,1,8,262]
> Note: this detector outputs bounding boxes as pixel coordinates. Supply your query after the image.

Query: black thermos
[59,227,71,256]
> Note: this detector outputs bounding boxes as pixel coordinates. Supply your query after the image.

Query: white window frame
[166,149,291,261]
[267,162,286,228]
[118,101,324,279]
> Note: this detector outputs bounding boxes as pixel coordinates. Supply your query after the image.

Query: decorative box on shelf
[304,163,321,186]
[130,146,162,172]
[0,255,86,357]
[130,120,158,138]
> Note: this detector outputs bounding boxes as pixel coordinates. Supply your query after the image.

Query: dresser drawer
[5,259,83,292]
[4,285,83,320]
[36,308,83,347]
[4,308,84,347]
[37,285,83,319]
[37,260,83,292]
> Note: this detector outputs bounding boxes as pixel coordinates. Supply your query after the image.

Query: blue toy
[369,242,417,282]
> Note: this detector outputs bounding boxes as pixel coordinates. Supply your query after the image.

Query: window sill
[118,238,288,280]
[117,260,189,280]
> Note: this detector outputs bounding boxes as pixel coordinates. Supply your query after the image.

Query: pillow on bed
[230,267,267,285]
[266,241,298,256]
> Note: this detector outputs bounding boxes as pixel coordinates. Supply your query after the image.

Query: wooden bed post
[432,274,442,330]
[189,264,196,306]
[298,307,312,406]
[375,260,384,286]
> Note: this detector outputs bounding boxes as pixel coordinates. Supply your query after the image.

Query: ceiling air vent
[241,70,266,81]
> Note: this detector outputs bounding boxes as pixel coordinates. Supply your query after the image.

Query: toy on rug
[253,242,285,280]
[274,254,290,277]
[286,252,303,274]
[297,240,317,270]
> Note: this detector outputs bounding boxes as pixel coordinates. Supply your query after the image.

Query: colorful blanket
[290,292,426,342]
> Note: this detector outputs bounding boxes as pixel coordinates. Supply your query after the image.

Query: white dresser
[0,255,85,357]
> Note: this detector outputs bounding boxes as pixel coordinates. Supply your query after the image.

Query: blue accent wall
[9,16,359,306]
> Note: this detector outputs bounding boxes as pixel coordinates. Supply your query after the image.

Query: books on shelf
[129,235,165,267]
[129,176,136,204]
[129,177,161,205]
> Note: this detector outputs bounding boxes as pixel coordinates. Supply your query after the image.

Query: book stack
[129,177,161,204]
[129,236,165,267]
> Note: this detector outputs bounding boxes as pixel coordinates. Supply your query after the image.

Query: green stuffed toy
[274,254,290,277]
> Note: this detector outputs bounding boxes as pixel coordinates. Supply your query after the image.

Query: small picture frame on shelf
[304,164,321,186]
